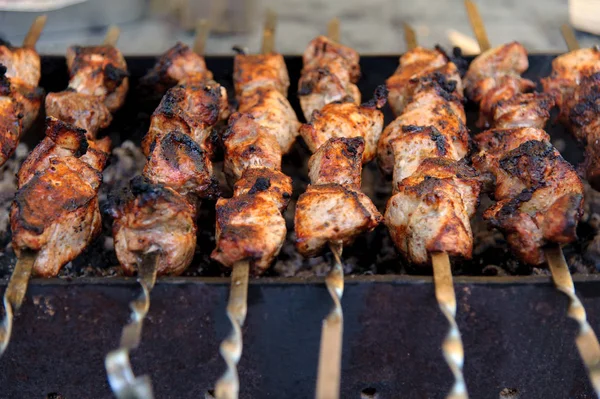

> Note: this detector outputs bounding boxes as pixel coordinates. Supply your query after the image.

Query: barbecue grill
[1,10,600,399]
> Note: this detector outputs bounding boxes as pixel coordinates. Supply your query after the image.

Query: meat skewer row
[297,17,361,121]
[207,12,296,399]
[380,26,476,399]
[0,26,124,357]
[541,34,600,189]
[104,21,229,399]
[464,2,600,395]
[0,15,47,167]
[294,19,383,399]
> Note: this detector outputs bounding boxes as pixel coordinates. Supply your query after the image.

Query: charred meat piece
[140,42,213,94]
[300,86,387,163]
[233,52,290,97]
[386,47,464,117]
[66,44,129,112]
[142,80,229,156]
[222,112,282,182]
[385,158,480,264]
[299,36,361,119]
[0,44,41,87]
[45,91,112,137]
[212,168,292,274]
[493,92,555,129]
[111,176,197,276]
[308,137,364,189]
[474,130,584,264]
[143,131,218,202]
[17,117,109,187]
[464,42,536,128]
[238,87,300,154]
[11,156,103,277]
[0,90,23,168]
[377,85,468,176]
[295,184,381,257]
[541,47,600,111]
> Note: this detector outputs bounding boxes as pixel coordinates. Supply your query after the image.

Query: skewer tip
[22,15,47,49]
[193,19,211,55]
[103,25,121,46]
[464,0,491,52]
[327,17,341,42]
[261,10,277,55]
[403,22,418,51]
[560,23,580,52]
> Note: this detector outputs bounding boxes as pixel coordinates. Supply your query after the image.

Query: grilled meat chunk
[233,52,290,97]
[299,36,361,119]
[238,87,300,154]
[308,137,364,189]
[66,45,129,112]
[143,131,218,201]
[386,47,464,117]
[212,168,292,274]
[0,91,23,168]
[45,91,112,137]
[111,176,197,276]
[493,92,555,129]
[17,117,109,187]
[142,80,229,156]
[378,88,468,177]
[474,129,584,264]
[295,184,381,257]
[541,47,600,111]
[300,86,387,163]
[385,158,480,264]
[464,42,536,127]
[0,44,41,87]
[11,156,102,277]
[140,42,212,94]
[222,112,282,182]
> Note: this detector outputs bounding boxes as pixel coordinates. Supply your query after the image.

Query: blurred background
[0,0,598,54]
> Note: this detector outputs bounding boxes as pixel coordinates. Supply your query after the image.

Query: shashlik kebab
[295,22,384,399]
[0,16,46,167]
[541,47,600,190]
[464,42,584,265]
[1,27,126,357]
[208,15,298,399]
[463,3,600,394]
[379,39,476,399]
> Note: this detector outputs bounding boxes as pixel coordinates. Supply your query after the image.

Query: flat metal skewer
[431,252,468,399]
[212,260,250,399]
[315,241,344,399]
[465,5,600,396]
[105,251,160,399]
[0,250,37,356]
[22,15,47,49]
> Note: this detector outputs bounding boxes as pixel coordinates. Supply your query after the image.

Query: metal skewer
[0,250,37,356]
[22,15,47,49]
[400,22,468,399]
[561,23,581,52]
[0,15,50,357]
[313,19,349,399]
[465,4,600,396]
[210,12,276,399]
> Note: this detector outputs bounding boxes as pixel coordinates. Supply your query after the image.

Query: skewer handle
[213,260,250,399]
[464,0,491,52]
[193,19,211,56]
[103,25,121,46]
[22,15,47,49]
[431,252,468,399]
[105,252,159,399]
[0,250,36,356]
[315,241,345,399]
[560,23,581,51]
[546,246,600,397]
[403,23,418,51]
[327,18,341,42]
[261,9,277,55]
